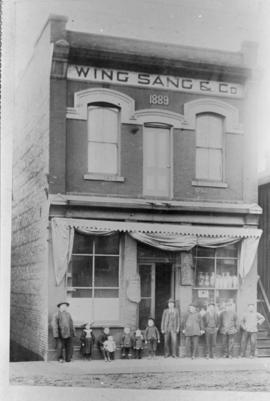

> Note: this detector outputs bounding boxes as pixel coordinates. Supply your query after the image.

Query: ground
[9,357,270,391]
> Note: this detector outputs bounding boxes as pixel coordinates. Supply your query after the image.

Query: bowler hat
[57,301,70,308]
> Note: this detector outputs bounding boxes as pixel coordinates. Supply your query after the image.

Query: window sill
[192,180,228,188]
[83,173,125,182]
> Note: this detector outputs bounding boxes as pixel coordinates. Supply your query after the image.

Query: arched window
[87,102,120,175]
[195,113,224,182]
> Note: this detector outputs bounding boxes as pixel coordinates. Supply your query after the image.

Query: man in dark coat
[220,301,239,358]
[182,304,204,359]
[52,301,75,362]
[203,303,220,359]
[161,298,180,357]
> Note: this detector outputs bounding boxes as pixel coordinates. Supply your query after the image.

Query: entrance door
[139,263,172,352]
[143,125,171,197]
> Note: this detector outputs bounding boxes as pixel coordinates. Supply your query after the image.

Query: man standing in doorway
[52,301,75,363]
[161,298,180,357]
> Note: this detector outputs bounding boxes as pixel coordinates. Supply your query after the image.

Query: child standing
[145,318,160,358]
[121,327,133,359]
[97,327,110,360]
[133,329,144,359]
[103,335,116,362]
[80,322,95,360]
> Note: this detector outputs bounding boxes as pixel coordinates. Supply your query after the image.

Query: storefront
[49,217,261,357]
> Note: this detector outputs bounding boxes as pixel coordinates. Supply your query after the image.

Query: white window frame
[195,112,225,184]
[87,103,121,178]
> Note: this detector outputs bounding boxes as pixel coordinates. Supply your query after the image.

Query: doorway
[139,262,173,353]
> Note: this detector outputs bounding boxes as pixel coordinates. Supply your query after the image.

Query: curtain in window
[51,218,261,285]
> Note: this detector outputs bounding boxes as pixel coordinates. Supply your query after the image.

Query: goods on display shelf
[197,272,238,289]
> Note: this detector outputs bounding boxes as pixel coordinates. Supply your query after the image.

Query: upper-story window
[87,102,120,175]
[195,113,224,182]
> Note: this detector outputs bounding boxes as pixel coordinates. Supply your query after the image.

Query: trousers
[222,333,235,357]
[164,331,177,356]
[185,335,199,357]
[205,331,217,357]
[56,337,73,362]
[148,339,158,355]
[241,331,257,357]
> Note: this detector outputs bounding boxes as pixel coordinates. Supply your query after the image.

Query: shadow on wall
[10,340,44,362]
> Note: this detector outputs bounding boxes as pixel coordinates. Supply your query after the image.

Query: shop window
[192,244,239,311]
[87,103,120,175]
[66,232,120,324]
[195,113,224,182]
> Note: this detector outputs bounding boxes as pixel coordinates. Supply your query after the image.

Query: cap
[168,298,175,304]
[57,301,70,308]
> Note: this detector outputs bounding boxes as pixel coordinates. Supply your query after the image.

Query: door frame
[138,261,175,322]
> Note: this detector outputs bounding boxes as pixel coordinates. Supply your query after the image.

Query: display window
[66,232,120,324]
[192,244,239,311]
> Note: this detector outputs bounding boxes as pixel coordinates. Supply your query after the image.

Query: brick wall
[10,22,52,360]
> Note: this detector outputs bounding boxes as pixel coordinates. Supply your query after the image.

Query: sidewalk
[9,356,270,377]
[9,357,270,391]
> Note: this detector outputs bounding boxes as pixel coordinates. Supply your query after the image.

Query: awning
[51,217,261,239]
[51,218,262,286]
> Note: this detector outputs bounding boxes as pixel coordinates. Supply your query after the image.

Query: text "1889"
[149,95,169,105]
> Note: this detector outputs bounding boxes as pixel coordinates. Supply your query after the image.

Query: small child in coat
[103,335,116,362]
[145,318,160,358]
[80,322,95,360]
[121,327,133,359]
[133,329,144,359]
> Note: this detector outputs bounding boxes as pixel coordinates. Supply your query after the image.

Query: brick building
[11,15,262,361]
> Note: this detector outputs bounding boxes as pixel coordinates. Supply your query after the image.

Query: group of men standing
[161,299,265,359]
[52,298,265,362]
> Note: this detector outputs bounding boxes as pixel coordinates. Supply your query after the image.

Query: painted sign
[67,65,244,98]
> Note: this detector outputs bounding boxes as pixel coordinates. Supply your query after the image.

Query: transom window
[67,232,120,324]
[195,113,224,181]
[87,102,120,175]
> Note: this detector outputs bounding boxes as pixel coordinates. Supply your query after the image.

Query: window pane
[95,256,119,287]
[216,244,238,258]
[207,116,223,148]
[208,149,222,181]
[195,247,215,257]
[192,289,215,310]
[88,142,117,174]
[72,256,92,287]
[95,233,119,254]
[72,289,92,298]
[94,289,119,298]
[195,258,215,287]
[88,107,118,143]
[196,114,210,147]
[73,232,93,254]
[140,265,152,297]
[196,148,209,180]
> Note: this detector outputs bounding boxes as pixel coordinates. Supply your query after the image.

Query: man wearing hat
[52,301,75,362]
[161,298,180,357]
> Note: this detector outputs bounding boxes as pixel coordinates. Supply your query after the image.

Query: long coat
[161,308,180,333]
[182,311,203,336]
[52,310,75,339]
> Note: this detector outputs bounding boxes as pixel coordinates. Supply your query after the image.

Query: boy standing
[52,301,75,363]
[145,318,160,358]
[203,303,220,359]
[240,304,265,358]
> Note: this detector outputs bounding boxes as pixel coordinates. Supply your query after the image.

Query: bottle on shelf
[216,274,220,289]
[210,272,215,288]
[232,275,238,289]
[221,273,226,289]
[198,272,204,287]
[204,273,210,287]
[225,272,232,289]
